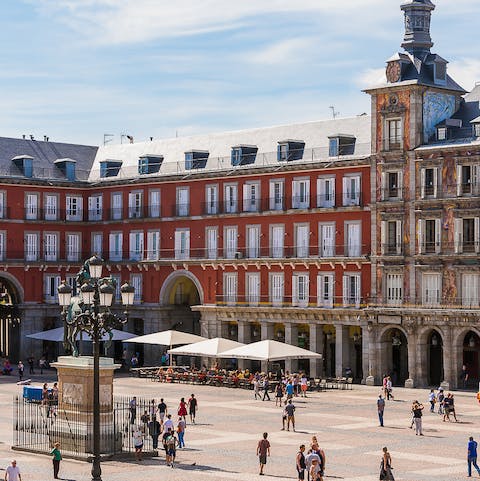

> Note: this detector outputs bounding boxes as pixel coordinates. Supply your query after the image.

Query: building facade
[0,0,478,388]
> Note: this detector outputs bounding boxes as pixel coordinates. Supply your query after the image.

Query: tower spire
[401,0,435,58]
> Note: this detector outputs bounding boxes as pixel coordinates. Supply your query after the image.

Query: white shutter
[347,223,360,257]
[342,177,349,205]
[381,173,386,200]
[435,218,441,254]
[457,165,463,196]
[397,171,403,199]
[475,217,480,253]
[354,276,361,307]
[271,225,284,258]
[321,224,335,257]
[242,184,249,211]
[92,234,102,256]
[207,228,217,259]
[296,225,309,257]
[317,178,325,207]
[433,168,438,198]
[247,226,259,258]
[381,221,386,255]
[418,219,425,254]
[88,196,94,219]
[353,176,360,204]
[147,231,160,260]
[292,181,299,208]
[342,275,349,307]
[420,169,426,199]
[150,190,160,217]
[473,165,480,195]
[396,220,402,255]
[0,232,4,260]
[454,218,463,253]
[292,275,298,306]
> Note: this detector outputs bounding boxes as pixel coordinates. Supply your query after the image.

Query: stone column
[441,326,453,391]
[362,324,373,385]
[309,324,324,378]
[237,321,251,371]
[261,323,274,373]
[284,323,298,374]
[335,325,350,378]
[405,327,417,388]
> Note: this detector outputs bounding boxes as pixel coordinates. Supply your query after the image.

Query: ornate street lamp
[57,255,134,481]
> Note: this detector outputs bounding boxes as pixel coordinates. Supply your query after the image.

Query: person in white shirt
[5,460,21,481]
[133,426,144,461]
[163,414,174,432]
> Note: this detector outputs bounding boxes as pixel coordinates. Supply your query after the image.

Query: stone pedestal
[440,380,450,391]
[404,378,415,389]
[366,375,376,386]
[51,356,121,454]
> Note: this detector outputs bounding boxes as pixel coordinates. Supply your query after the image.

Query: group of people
[428,388,458,421]
[129,394,198,466]
[253,372,309,403]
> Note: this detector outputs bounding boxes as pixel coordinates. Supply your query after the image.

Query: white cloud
[248,37,317,66]
[449,58,480,92]
[355,68,386,89]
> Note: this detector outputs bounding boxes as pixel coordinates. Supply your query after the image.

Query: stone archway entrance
[160,271,202,336]
[380,328,408,386]
[463,331,480,388]
[428,330,443,386]
[0,276,22,359]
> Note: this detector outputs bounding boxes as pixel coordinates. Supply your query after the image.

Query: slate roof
[0,137,98,182]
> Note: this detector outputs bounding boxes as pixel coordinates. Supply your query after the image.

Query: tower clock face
[386,61,401,83]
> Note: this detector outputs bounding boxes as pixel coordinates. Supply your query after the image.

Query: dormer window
[437,127,447,141]
[138,155,163,175]
[100,159,122,178]
[11,155,34,178]
[277,140,305,162]
[328,135,356,157]
[434,61,447,85]
[231,145,258,166]
[185,150,209,170]
[54,158,76,181]
[475,124,480,138]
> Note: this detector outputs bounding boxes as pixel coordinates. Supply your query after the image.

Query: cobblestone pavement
[0,373,478,480]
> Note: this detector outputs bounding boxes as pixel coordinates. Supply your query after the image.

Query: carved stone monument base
[366,375,376,386]
[404,378,415,389]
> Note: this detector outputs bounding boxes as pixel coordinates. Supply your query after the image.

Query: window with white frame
[462,273,479,307]
[422,273,441,306]
[25,193,39,220]
[44,194,58,221]
[243,182,260,212]
[292,273,309,307]
[381,220,402,255]
[246,225,260,258]
[66,275,78,297]
[206,227,218,259]
[109,232,123,261]
[66,233,81,262]
[319,223,335,257]
[224,184,238,213]
[176,187,189,216]
[345,222,361,257]
[88,194,103,221]
[420,167,438,199]
[317,177,335,208]
[174,229,190,260]
[0,231,5,261]
[418,218,441,254]
[128,191,143,219]
[25,233,39,261]
[224,226,237,259]
[129,231,144,261]
[457,164,480,196]
[454,217,480,254]
[270,273,284,307]
[0,191,5,219]
[246,272,260,306]
[295,224,309,258]
[387,118,402,149]
[342,273,361,308]
[292,178,310,209]
[205,185,218,214]
[66,195,83,221]
[381,171,403,200]
[342,175,361,206]
[269,180,284,210]
[111,192,123,220]
[147,230,160,261]
[92,233,103,257]
[131,274,142,303]
[223,272,237,306]
[317,273,334,308]
[270,225,284,258]
[44,275,60,303]
[386,273,403,306]
[44,233,58,261]
[475,124,480,138]
[149,190,161,218]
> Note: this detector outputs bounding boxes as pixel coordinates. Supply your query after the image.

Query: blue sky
[0,0,478,146]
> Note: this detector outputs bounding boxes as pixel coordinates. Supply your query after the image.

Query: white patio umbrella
[168,337,245,357]
[218,339,322,362]
[123,329,206,365]
[26,327,137,342]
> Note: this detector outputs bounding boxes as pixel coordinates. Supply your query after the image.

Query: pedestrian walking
[4,460,21,481]
[428,389,436,412]
[39,356,46,374]
[163,414,174,432]
[149,399,157,420]
[178,397,188,423]
[386,377,394,400]
[188,393,198,423]
[253,378,261,400]
[162,427,177,468]
[27,355,35,375]
[300,374,308,398]
[17,361,24,381]
[296,444,307,480]
[158,398,167,424]
[148,417,161,450]
[461,364,469,389]
[437,388,445,414]
[311,442,326,481]
[177,417,186,448]
[285,399,296,431]
[377,394,385,427]
[468,436,480,477]
[256,432,271,476]
[305,448,321,481]
[412,401,424,436]
[129,396,137,425]
[133,425,144,461]
[262,377,271,401]
[286,380,294,402]
[275,382,284,407]
[309,458,322,481]
[50,442,62,479]
[379,446,394,480]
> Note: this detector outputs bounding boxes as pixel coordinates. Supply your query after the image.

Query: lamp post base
[91,457,102,481]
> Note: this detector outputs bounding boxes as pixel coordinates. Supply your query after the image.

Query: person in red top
[256,432,271,476]
[177,397,188,423]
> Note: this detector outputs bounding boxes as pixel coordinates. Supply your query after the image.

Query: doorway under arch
[380,328,408,386]
[0,275,22,359]
[160,271,203,336]
[463,331,480,388]
[428,330,443,386]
